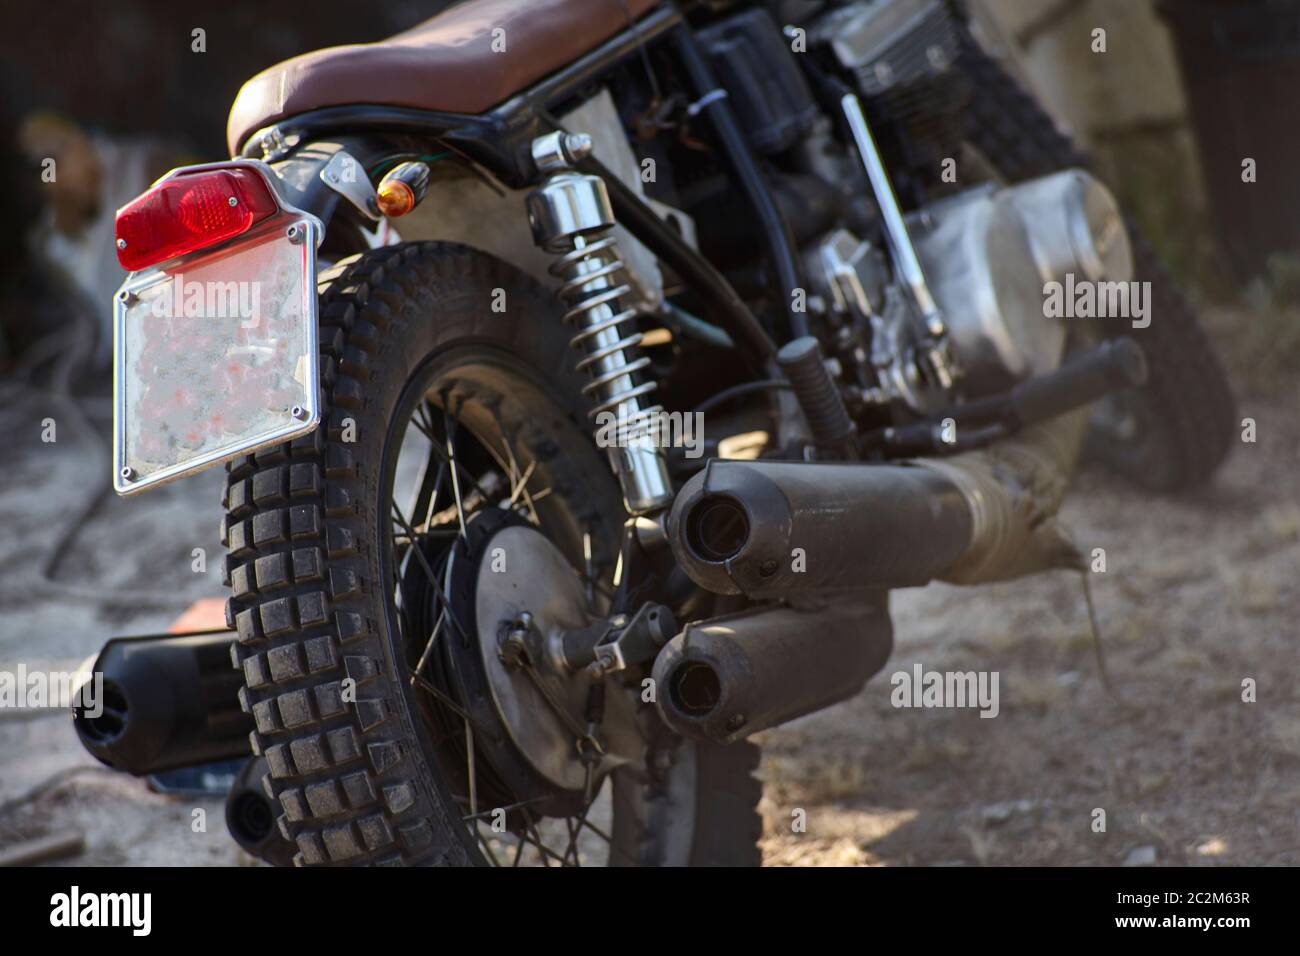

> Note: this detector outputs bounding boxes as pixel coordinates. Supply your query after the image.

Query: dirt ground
[0,311,1294,867]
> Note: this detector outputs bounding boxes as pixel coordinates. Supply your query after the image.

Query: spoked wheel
[384,355,651,866]
[223,243,761,866]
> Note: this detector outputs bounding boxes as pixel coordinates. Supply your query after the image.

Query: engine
[805,169,1134,409]
[635,1,1133,423]
[810,0,971,203]
[791,0,1135,411]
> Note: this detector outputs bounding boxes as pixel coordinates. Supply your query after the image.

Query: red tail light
[115,167,279,271]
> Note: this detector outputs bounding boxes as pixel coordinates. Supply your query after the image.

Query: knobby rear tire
[220,242,761,866]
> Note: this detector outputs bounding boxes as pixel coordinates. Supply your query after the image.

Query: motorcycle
[80,0,1235,866]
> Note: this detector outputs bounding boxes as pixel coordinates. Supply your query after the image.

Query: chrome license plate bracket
[113,205,320,496]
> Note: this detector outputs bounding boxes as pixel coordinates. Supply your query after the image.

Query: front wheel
[221,242,761,866]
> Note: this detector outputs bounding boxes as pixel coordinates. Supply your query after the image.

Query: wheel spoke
[408,410,437,445]
[508,458,540,517]
[563,763,598,865]
[487,408,544,527]
[391,527,460,544]
[443,408,469,539]
[408,402,511,517]
[461,797,541,824]
[563,817,583,867]
[409,671,493,739]
[465,722,478,819]
[473,827,503,867]
[391,503,440,590]
[511,824,562,867]
[582,532,595,605]
[415,399,438,441]
[411,455,447,532]
[386,382,647,869]
[390,502,470,644]
[578,815,615,847]
[520,810,569,867]
[412,608,446,679]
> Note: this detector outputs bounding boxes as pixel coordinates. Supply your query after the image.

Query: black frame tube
[669,23,809,342]
[235,6,789,368]
[578,154,777,364]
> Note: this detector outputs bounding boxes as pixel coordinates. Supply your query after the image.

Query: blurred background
[4,0,1299,376]
[0,0,1296,866]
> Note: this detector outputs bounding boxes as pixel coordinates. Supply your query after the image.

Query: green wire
[369,152,451,179]
[664,302,735,349]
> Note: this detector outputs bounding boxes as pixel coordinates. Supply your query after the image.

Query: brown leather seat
[227,0,660,155]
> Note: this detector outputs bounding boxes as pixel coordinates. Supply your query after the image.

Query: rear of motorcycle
[81,0,1229,867]
[100,162,757,865]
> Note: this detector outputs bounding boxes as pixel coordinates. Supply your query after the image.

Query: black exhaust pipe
[651,598,893,744]
[667,459,973,597]
[74,630,252,775]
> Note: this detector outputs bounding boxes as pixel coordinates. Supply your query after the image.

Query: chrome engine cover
[912,169,1132,395]
[1008,168,1133,286]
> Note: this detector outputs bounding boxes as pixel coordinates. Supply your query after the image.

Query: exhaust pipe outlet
[670,403,1092,596]
[226,756,297,866]
[74,630,252,775]
[651,599,893,744]
[668,460,974,597]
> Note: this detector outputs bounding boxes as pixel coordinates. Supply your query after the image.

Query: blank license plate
[113,219,319,495]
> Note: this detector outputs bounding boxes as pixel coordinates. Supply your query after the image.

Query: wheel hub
[404,507,607,819]
[471,522,598,792]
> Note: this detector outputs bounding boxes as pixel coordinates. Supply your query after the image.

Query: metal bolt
[562,133,594,162]
[726,713,746,732]
[499,614,535,670]
[119,466,135,481]
[290,405,307,420]
[116,238,127,250]
[499,632,528,669]
[758,559,779,577]
[587,650,618,679]
[228,196,238,207]
[286,224,303,244]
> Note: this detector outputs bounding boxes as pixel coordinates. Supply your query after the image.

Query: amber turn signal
[376,180,414,217]
[376,161,431,218]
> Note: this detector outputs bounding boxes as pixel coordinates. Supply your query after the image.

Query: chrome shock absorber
[525,131,673,515]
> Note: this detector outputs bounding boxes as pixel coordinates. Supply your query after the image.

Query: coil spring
[549,233,662,442]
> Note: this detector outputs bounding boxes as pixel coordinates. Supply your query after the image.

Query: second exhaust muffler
[651,598,893,744]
